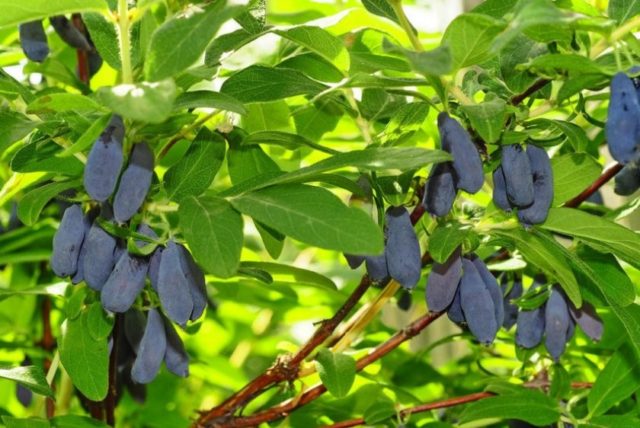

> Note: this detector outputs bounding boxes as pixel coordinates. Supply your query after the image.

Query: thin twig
[509,79,551,105]
[103,314,122,426]
[195,277,373,426]
[72,14,90,85]
[564,162,623,208]
[209,312,443,427]
[324,382,593,428]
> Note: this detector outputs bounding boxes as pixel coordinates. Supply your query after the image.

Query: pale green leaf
[315,349,356,398]
[0,0,107,27]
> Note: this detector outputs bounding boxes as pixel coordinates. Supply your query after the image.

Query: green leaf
[205,28,265,66]
[533,119,591,152]
[2,417,49,428]
[361,0,400,25]
[381,102,429,144]
[0,365,53,398]
[179,196,244,278]
[608,0,640,23]
[0,0,107,27]
[220,65,327,103]
[12,140,83,176]
[17,179,82,226]
[240,261,337,290]
[275,26,350,73]
[82,12,121,70]
[51,415,110,428]
[255,222,284,259]
[586,414,640,428]
[96,80,177,124]
[26,94,104,114]
[244,131,338,154]
[227,138,280,185]
[315,348,356,398]
[527,53,610,77]
[493,228,581,307]
[541,208,640,270]
[588,345,640,417]
[442,13,506,69]
[164,128,226,201]
[173,91,247,115]
[385,42,452,76]
[223,147,450,195]
[609,304,640,359]
[0,111,38,153]
[85,303,113,341]
[57,114,112,158]
[231,184,384,255]
[551,153,601,206]
[144,1,243,81]
[461,98,506,143]
[363,395,396,425]
[235,0,266,34]
[59,311,109,401]
[429,224,468,264]
[460,389,560,426]
[575,246,635,307]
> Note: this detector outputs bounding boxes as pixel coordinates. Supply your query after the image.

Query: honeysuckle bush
[2,0,640,427]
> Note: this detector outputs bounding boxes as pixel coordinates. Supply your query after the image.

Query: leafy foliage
[0,0,639,427]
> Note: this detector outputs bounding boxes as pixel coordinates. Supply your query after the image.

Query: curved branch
[324,382,593,428]
[212,312,443,428]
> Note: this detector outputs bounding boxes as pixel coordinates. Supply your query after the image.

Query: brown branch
[564,162,623,208]
[207,312,443,428]
[72,14,90,85]
[510,79,551,106]
[103,314,122,426]
[40,297,56,418]
[196,277,373,426]
[325,381,593,428]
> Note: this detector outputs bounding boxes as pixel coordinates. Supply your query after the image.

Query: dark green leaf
[17,179,81,226]
[59,310,109,401]
[164,128,226,201]
[541,208,640,270]
[173,91,246,115]
[144,1,243,81]
[220,65,327,103]
[231,184,384,254]
[588,345,640,417]
[179,196,244,278]
[460,389,560,426]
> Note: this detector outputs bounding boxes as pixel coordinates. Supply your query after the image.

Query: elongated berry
[131,309,167,384]
[501,144,534,207]
[157,241,194,326]
[385,207,421,289]
[492,166,511,212]
[19,21,49,62]
[544,286,571,360]
[459,258,498,345]
[51,205,86,277]
[113,143,154,223]
[426,247,462,312]
[437,113,484,193]
[424,162,457,217]
[518,145,553,226]
[101,252,148,313]
[606,72,640,163]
